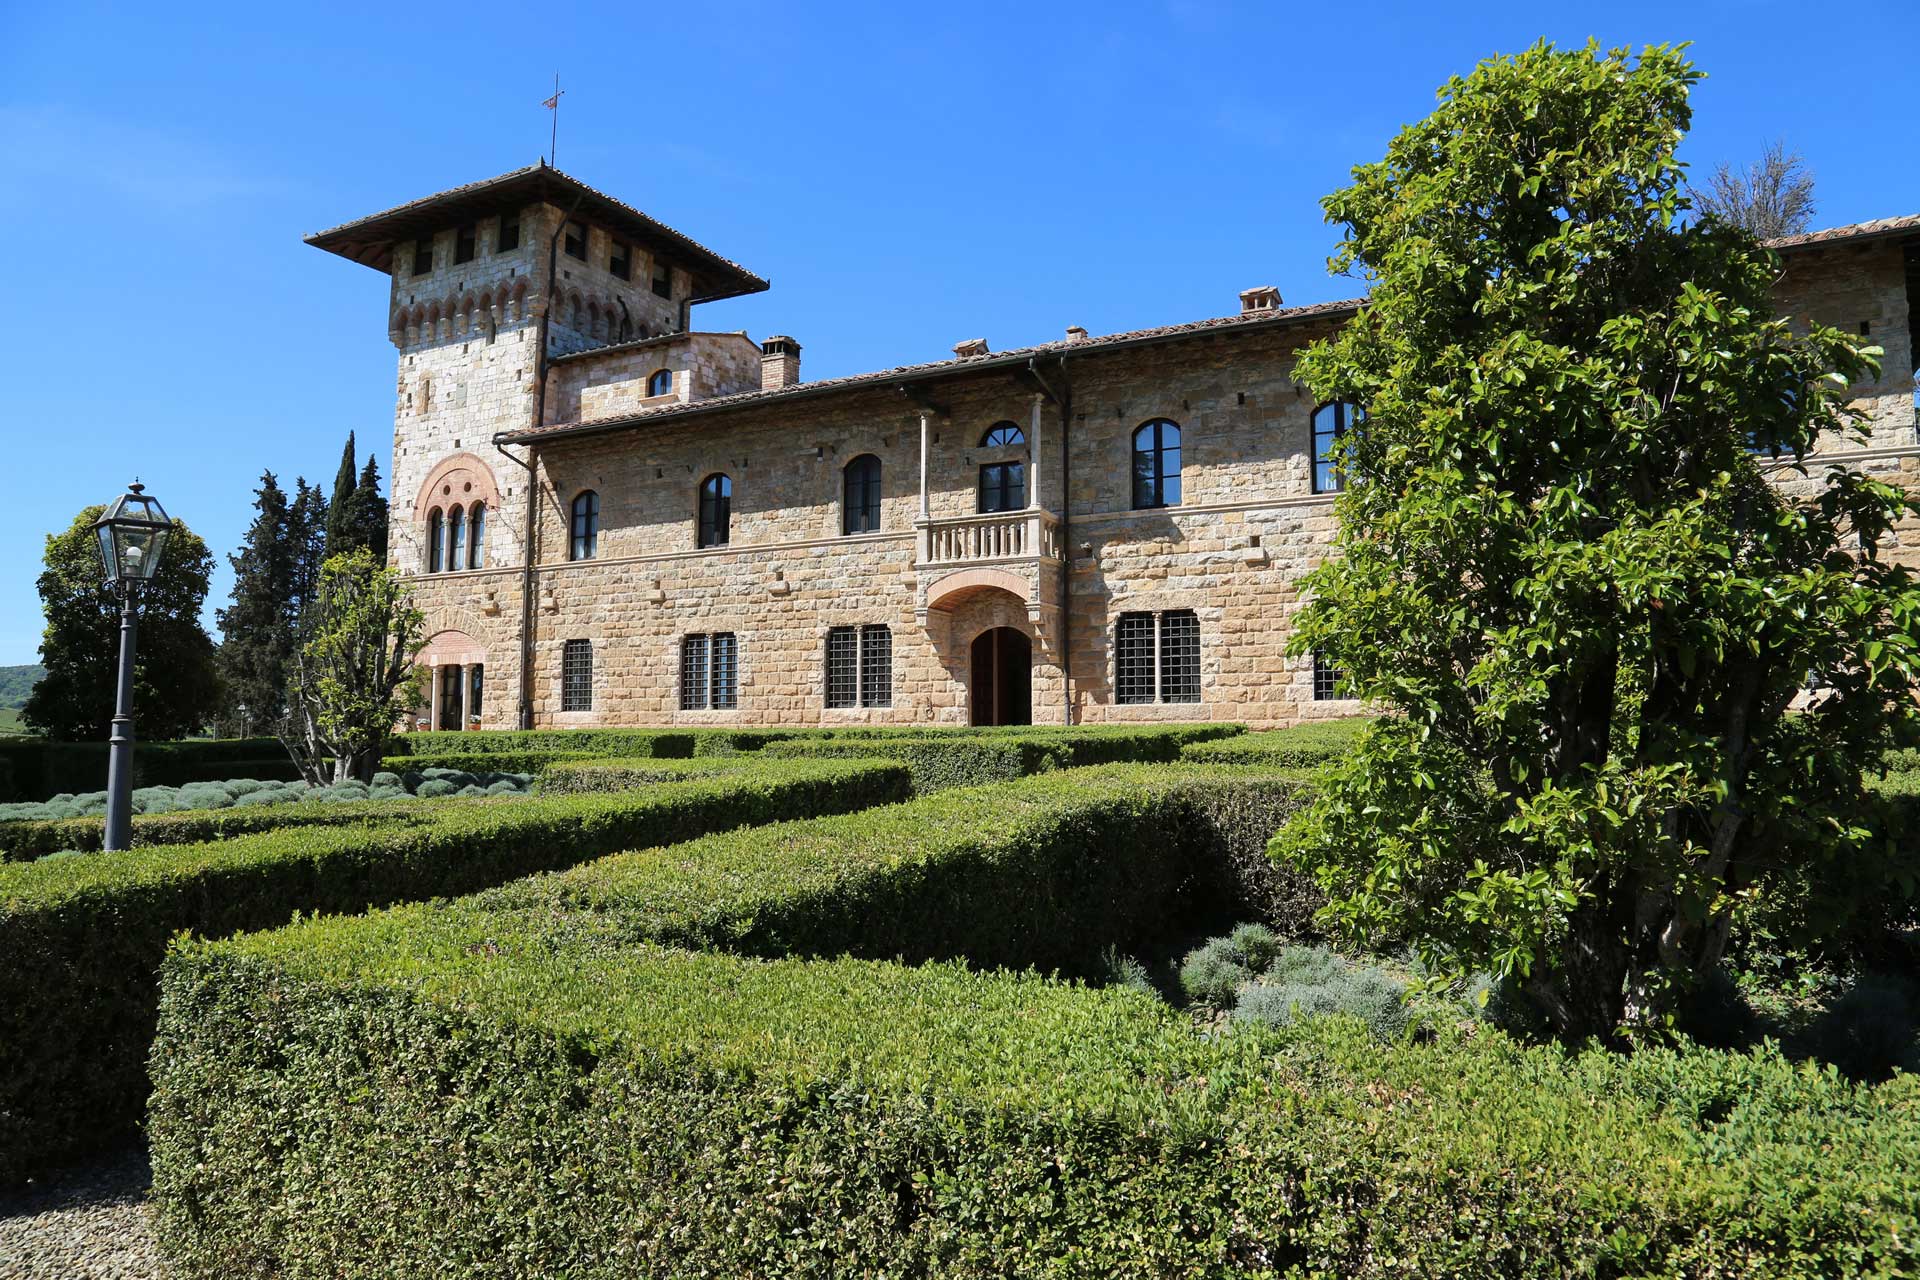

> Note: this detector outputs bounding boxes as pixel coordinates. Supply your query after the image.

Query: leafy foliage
[1273,42,1920,1040]
[22,506,219,741]
[284,548,424,784]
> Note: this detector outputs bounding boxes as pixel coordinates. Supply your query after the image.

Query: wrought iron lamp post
[92,483,172,852]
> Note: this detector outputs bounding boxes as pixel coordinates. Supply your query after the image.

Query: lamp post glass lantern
[92,483,171,851]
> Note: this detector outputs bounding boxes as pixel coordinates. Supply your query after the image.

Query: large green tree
[283,548,423,784]
[1275,43,1920,1043]
[322,433,389,563]
[215,471,297,736]
[23,506,220,742]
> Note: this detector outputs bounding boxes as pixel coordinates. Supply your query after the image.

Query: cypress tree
[288,477,328,622]
[215,472,296,735]
[324,431,359,555]
[353,454,390,563]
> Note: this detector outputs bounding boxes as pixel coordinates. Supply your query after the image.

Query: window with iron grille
[454,224,476,265]
[497,214,520,253]
[1311,402,1363,494]
[825,625,891,708]
[698,474,731,548]
[564,221,587,260]
[843,455,882,534]
[1115,610,1201,704]
[1312,651,1345,701]
[858,626,892,708]
[609,240,631,281]
[411,234,433,276]
[570,491,599,561]
[1132,419,1182,509]
[1114,613,1157,704]
[680,633,738,710]
[561,640,593,712]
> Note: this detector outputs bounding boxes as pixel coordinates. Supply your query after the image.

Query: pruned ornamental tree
[1275,43,1920,1043]
[283,548,423,784]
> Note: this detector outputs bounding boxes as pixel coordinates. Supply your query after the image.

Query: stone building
[305,164,1920,731]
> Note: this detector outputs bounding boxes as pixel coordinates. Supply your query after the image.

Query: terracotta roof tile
[1764,213,1920,252]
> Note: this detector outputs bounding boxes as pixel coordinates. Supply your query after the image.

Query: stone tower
[305,162,767,726]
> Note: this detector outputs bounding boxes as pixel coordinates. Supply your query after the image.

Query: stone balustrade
[917,510,1062,567]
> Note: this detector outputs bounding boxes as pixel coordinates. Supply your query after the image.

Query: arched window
[426,508,444,573]
[698,474,732,548]
[647,368,674,397]
[570,491,599,561]
[843,454,882,535]
[468,502,486,569]
[980,422,1025,449]
[1311,402,1364,493]
[446,505,466,572]
[1132,419,1182,509]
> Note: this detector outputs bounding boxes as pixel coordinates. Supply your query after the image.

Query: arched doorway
[969,627,1032,726]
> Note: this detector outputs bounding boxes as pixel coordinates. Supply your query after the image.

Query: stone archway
[417,629,487,732]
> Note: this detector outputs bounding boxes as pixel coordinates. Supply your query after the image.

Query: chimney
[760,335,801,389]
[952,337,990,359]
[1239,286,1283,315]
[1064,325,1089,343]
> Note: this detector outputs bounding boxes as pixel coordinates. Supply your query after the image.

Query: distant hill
[0,664,44,733]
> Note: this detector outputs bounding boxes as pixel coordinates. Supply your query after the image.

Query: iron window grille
[698,474,732,548]
[843,455,883,534]
[570,491,599,561]
[1312,402,1363,494]
[564,221,587,260]
[498,214,520,253]
[1115,610,1201,704]
[561,640,593,712]
[1132,420,1182,509]
[454,224,476,265]
[826,625,892,708]
[680,633,738,711]
[1312,651,1345,701]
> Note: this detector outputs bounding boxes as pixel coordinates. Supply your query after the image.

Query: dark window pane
[570,491,599,561]
[1313,651,1345,701]
[438,664,463,730]
[1313,402,1362,494]
[454,224,476,265]
[1132,419,1181,509]
[860,625,892,707]
[447,506,466,572]
[498,215,520,252]
[562,640,593,711]
[1115,613,1156,704]
[652,260,672,299]
[609,240,631,281]
[980,422,1025,449]
[564,222,587,260]
[469,504,486,569]
[412,235,433,276]
[647,369,673,397]
[698,474,731,547]
[1160,611,1200,703]
[427,509,444,573]
[712,633,738,709]
[978,461,1025,514]
[844,455,881,534]
[680,634,710,710]
[826,626,858,708]
[468,664,484,721]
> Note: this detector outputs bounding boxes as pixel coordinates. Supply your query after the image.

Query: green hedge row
[477,763,1306,971]
[378,749,603,776]
[534,757,766,795]
[1179,717,1372,767]
[153,916,1920,1277]
[0,794,445,862]
[397,728,701,758]
[760,723,1244,791]
[0,757,910,1185]
[0,737,294,803]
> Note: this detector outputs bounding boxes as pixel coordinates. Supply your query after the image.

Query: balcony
[916,509,1062,568]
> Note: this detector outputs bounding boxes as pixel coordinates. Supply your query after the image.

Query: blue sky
[2,1,1916,666]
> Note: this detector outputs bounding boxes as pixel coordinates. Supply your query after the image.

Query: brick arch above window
[413,452,502,522]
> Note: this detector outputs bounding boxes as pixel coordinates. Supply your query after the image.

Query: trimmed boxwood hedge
[761,723,1245,791]
[1179,717,1373,767]
[479,764,1308,971]
[0,794,443,862]
[535,756,766,795]
[379,749,602,776]
[0,757,909,1185]
[153,917,1920,1277]
[398,728,700,758]
[0,737,294,803]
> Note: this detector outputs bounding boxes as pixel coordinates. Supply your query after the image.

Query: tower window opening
[564,221,587,260]
[411,234,433,276]
[454,224,476,265]
[651,259,672,299]
[498,213,520,252]
[609,240,631,281]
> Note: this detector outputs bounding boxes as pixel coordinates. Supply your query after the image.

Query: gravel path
[0,1146,166,1279]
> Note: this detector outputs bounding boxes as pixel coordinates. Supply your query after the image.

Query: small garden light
[92,482,172,850]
